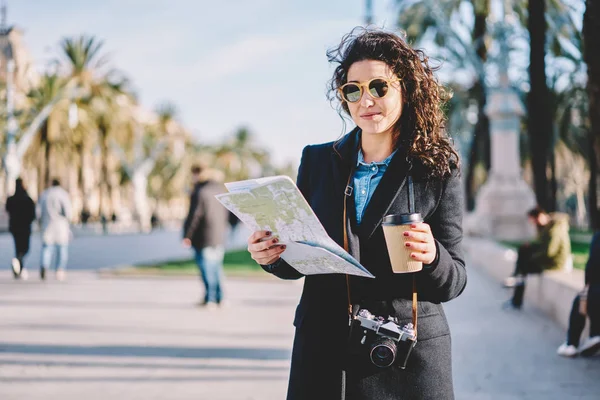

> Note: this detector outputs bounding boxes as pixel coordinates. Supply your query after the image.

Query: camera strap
[342,164,418,338]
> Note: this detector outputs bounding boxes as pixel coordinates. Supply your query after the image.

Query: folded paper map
[215,175,374,278]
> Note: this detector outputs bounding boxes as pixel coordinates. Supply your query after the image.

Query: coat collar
[358,150,410,239]
[331,128,412,241]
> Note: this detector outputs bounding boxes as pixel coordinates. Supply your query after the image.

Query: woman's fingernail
[281,245,286,249]
[403,232,409,237]
[411,254,416,258]
[405,243,411,247]
[273,238,279,243]
[266,231,271,236]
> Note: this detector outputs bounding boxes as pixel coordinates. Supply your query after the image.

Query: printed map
[216,176,374,278]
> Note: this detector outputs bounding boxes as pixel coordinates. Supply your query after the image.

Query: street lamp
[365,0,373,25]
[3,58,20,197]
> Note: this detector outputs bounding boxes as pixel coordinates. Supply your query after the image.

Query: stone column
[467,73,537,241]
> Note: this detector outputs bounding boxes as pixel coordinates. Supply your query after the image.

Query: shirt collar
[357,147,397,167]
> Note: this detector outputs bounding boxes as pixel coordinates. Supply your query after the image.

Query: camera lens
[369,337,397,368]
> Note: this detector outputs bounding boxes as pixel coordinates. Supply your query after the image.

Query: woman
[247,28,466,399]
[5,178,36,279]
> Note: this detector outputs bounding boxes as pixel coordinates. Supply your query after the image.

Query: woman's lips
[360,112,381,120]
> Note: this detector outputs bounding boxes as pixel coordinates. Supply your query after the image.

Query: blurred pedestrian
[182,165,229,309]
[37,178,73,281]
[80,208,91,226]
[557,232,600,357]
[5,178,36,280]
[503,206,571,309]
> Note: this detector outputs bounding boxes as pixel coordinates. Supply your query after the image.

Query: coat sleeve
[260,146,313,280]
[28,198,36,224]
[62,191,73,222]
[420,167,467,302]
[585,232,600,285]
[184,190,205,240]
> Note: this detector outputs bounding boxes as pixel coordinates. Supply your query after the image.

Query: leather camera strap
[343,173,353,317]
[343,164,418,338]
[407,174,418,338]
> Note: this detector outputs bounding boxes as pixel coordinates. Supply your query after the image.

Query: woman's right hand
[247,230,286,265]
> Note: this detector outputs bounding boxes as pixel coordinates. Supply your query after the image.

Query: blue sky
[10,0,404,168]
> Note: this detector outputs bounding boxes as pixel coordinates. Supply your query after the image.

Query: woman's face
[345,60,403,138]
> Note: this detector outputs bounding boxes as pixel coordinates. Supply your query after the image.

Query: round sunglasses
[338,77,401,103]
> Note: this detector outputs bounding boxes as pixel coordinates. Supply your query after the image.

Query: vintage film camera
[348,309,417,369]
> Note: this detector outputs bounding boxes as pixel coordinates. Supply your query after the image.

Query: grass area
[500,235,590,271]
[571,240,590,271]
[133,249,263,276]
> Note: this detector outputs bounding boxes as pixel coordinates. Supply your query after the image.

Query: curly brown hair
[327,27,460,178]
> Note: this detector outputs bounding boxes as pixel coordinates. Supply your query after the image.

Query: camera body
[348,309,417,369]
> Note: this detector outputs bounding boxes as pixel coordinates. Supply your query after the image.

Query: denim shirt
[353,148,397,224]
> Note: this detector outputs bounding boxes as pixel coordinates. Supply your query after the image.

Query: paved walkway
[0,272,298,400]
[1,258,599,399]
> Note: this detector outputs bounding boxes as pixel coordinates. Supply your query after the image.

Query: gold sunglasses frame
[338,77,401,103]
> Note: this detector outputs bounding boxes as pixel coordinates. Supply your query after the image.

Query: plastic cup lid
[382,213,423,225]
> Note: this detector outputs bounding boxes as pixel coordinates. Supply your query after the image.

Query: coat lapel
[330,128,360,199]
[358,150,411,240]
[329,128,360,251]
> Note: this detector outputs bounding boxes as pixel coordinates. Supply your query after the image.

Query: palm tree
[60,34,131,218]
[60,35,106,214]
[25,73,68,196]
[90,76,134,219]
[396,0,491,210]
[396,0,581,210]
[528,0,556,211]
[214,127,270,181]
[156,102,179,137]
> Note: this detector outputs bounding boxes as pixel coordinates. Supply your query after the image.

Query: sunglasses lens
[369,79,389,98]
[342,84,362,103]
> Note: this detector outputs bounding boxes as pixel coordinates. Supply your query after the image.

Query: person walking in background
[182,165,229,309]
[503,206,571,309]
[557,232,600,357]
[5,178,36,280]
[37,178,73,281]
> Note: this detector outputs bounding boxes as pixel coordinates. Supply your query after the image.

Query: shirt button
[362,190,366,194]
[372,167,376,171]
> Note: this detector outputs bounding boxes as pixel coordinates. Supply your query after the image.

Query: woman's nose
[360,90,375,107]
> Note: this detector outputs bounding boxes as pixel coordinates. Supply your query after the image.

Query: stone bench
[464,236,588,335]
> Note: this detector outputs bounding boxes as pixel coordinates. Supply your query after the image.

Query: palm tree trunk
[465,1,490,211]
[550,151,558,210]
[37,120,50,197]
[78,143,90,213]
[44,138,52,190]
[37,158,44,200]
[585,0,600,229]
[98,124,110,220]
[528,0,555,211]
[465,80,490,211]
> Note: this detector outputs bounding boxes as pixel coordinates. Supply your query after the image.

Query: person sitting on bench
[503,206,571,309]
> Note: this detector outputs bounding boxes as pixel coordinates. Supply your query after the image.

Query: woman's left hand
[403,222,437,265]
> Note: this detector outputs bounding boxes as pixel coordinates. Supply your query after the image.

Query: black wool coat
[5,190,36,233]
[263,130,467,400]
